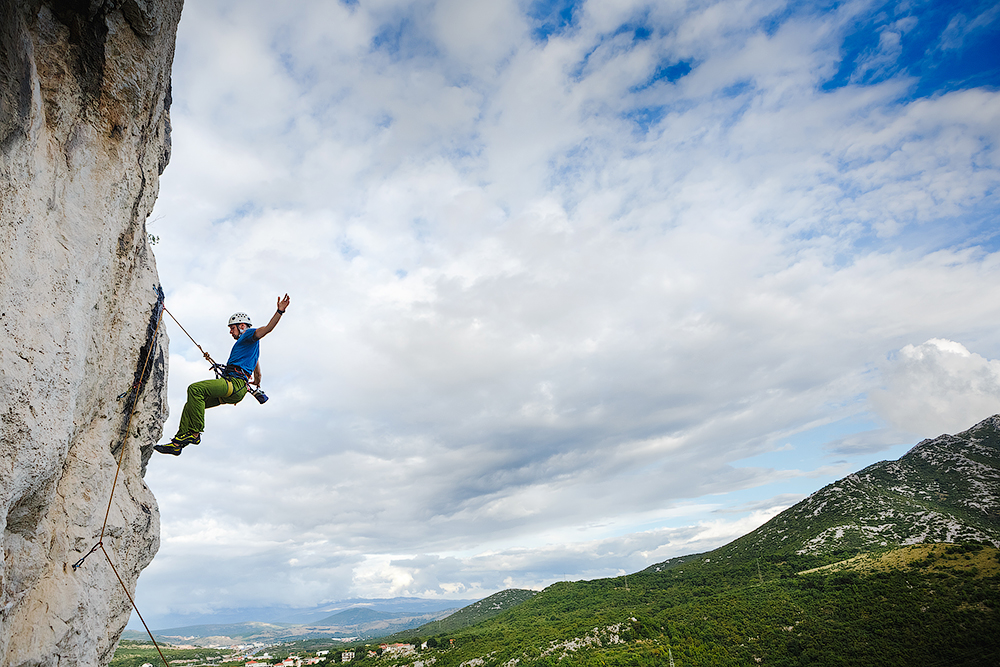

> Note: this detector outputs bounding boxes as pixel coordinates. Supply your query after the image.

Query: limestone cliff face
[0,1,182,664]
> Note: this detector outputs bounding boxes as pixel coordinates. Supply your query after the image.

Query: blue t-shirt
[226,328,260,375]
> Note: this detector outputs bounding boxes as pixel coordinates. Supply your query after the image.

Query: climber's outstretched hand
[255,294,290,339]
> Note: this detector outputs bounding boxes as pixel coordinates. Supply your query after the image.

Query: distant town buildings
[245,656,326,667]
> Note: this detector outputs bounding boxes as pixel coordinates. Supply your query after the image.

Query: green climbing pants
[175,376,247,437]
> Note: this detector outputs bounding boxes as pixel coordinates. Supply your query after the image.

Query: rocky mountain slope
[706,415,1000,563]
[1,1,182,665]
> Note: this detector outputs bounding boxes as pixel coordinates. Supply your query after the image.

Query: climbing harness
[211,362,251,383]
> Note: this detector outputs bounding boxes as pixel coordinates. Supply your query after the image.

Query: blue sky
[132,0,1000,629]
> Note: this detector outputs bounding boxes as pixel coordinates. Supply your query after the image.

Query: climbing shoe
[154,442,185,456]
[172,431,201,446]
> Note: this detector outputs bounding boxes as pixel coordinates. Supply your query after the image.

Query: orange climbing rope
[72,292,171,667]
[101,299,164,540]
[163,304,219,366]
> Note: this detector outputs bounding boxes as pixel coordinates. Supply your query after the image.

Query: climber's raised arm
[254,294,290,340]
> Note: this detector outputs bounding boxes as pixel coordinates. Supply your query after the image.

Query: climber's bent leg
[175,378,235,437]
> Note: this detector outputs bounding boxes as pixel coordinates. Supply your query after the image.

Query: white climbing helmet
[228,312,252,327]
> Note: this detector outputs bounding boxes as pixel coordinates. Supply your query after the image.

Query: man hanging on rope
[154,294,291,456]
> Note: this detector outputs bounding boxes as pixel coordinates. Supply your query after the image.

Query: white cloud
[431,0,525,67]
[349,501,789,598]
[872,339,1000,437]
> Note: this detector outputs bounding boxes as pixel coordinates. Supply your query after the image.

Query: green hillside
[383,589,538,640]
[370,543,998,667]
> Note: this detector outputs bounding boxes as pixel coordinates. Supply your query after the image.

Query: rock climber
[154,294,291,456]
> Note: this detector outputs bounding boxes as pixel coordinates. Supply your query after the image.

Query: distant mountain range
[273,597,476,625]
[121,610,453,646]
[120,597,476,645]
[311,607,409,626]
[123,590,545,647]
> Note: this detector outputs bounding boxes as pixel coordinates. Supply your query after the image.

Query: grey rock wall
[0,0,182,664]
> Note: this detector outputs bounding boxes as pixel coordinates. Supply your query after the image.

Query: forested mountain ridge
[704,415,1000,563]
[361,417,1000,666]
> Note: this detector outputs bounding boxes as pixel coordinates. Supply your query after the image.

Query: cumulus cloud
[133,0,1000,626]
[872,339,1000,437]
[350,501,790,598]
